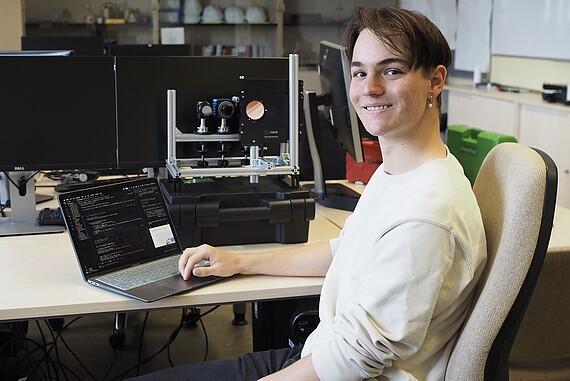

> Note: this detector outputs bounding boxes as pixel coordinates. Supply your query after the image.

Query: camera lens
[217,100,235,118]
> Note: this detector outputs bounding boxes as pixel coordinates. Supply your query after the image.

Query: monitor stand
[302,90,360,212]
[0,172,64,237]
[308,182,360,211]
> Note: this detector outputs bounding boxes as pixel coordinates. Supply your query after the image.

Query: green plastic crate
[447,125,517,185]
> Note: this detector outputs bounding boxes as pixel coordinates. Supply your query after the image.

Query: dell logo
[13,166,25,171]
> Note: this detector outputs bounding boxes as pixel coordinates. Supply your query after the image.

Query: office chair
[445,142,557,381]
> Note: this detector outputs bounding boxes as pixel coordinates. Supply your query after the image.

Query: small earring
[428,96,434,109]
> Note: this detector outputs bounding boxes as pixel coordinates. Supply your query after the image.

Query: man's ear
[430,65,447,96]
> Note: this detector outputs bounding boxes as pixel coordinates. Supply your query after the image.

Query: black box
[252,297,320,351]
[160,176,315,247]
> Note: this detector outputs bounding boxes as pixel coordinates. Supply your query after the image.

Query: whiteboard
[491,0,570,60]
[455,0,492,72]
[399,0,457,49]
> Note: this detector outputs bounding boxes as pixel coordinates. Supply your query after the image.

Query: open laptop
[58,177,222,302]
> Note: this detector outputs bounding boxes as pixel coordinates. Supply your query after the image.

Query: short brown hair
[343,7,452,107]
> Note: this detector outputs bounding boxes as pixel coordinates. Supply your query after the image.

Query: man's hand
[179,240,333,281]
[179,244,240,280]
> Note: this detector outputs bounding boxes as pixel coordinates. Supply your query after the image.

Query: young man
[132,7,487,381]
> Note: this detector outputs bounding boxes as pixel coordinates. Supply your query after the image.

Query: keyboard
[97,255,181,291]
[37,207,65,226]
[54,178,130,193]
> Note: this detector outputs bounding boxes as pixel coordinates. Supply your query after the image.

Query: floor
[1,304,253,381]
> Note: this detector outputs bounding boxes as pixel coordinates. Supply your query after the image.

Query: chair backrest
[445,142,558,381]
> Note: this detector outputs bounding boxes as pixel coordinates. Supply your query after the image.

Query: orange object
[345,140,382,184]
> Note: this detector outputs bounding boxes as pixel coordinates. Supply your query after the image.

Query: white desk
[4,179,569,323]
[0,205,340,323]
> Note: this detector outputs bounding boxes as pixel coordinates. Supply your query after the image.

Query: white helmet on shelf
[245,5,267,23]
[202,4,223,23]
[224,5,245,24]
[183,0,202,24]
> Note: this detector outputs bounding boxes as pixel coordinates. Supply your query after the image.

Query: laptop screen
[59,178,180,277]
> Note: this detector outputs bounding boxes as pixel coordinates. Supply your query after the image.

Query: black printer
[542,84,570,105]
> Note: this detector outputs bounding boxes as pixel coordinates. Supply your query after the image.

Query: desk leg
[232,303,248,326]
[109,313,127,348]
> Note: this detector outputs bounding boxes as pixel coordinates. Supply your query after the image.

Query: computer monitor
[21,36,106,56]
[319,41,364,163]
[0,50,73,56]
[107,44,193,56]
[114,56,290,169]
[0,56,117,236]
[303,41,366,211]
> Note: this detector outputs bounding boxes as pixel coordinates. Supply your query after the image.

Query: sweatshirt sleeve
[312,221,458,380]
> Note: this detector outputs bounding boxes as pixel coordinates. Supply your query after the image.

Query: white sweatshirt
[302,152,487,381]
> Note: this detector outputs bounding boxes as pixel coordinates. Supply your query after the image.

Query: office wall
[489,0,570,90]
[0,0,24,50]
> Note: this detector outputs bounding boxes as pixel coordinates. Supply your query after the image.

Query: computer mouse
[193,259,211,268]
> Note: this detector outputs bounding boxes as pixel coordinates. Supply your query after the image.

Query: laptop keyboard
[97,255,181,291]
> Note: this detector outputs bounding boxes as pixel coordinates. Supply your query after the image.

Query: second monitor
[303,40,368,211]
[114,55,290,170]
